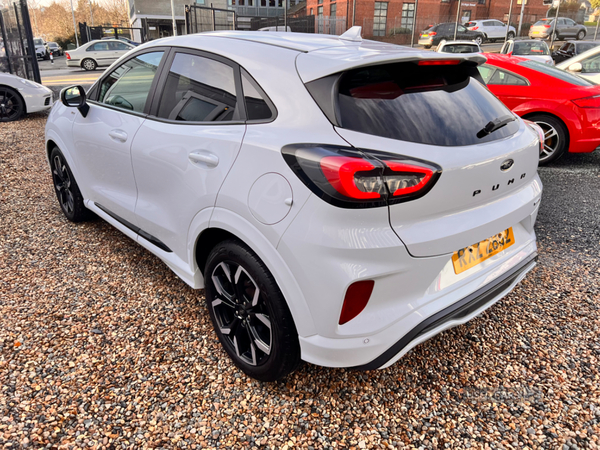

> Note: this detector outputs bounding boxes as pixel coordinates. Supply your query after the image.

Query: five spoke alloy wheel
[0,86,24,122]
[205,240,301,381]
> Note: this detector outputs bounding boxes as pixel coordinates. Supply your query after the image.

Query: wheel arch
[0,84,27,115]
[191,208,317,337]
[520,110,572,151]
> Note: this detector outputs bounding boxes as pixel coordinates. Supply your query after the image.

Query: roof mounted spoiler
[339,26,362,42]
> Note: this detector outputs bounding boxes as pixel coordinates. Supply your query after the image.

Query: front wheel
[0,86,24,122]
[50,147,93,221]
[204,240,301,381]
[81,58,97,71]
[507,31,515,40]
[527,114,569,164]
[576,30,586,40]
[474,35,484,45]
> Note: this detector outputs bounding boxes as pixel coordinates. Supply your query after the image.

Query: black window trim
[146,47,247,126]
[87,46,172,118]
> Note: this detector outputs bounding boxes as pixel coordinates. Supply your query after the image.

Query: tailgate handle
[189,151,219,168]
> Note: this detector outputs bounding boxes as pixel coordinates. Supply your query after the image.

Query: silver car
[500,39,554,65]
[529,18,586,41]
[65,39,135,71]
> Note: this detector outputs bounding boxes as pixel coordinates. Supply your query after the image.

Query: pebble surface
[1,114,599,449]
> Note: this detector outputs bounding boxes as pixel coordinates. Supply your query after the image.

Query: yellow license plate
[452,228,515,275]
[532,31,539,34]
[422,34,429,37]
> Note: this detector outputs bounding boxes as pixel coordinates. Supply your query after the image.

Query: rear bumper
[352,251,536,370]
[418,38,434,46]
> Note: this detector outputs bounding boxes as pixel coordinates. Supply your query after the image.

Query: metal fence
[0,0,40,83]
[78,23,147,45]
[186,5,236,34]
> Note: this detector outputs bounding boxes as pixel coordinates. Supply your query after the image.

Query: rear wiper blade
[477,114,516,139]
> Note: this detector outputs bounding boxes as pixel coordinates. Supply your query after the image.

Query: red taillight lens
[544,25,551,28]
[523,119,544,156]
[339,280,375,325]
[572,95,600,108]
[65,52,71,60]
[418,59,461,66]
[471,26,479,30]
[429,32,437,36]
[282,144,441,208]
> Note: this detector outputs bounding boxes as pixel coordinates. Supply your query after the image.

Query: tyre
[81,58,97,71]
[474,35,483,45]
[0,86,25,122]
[507,31,515,40]
[424,45,432,49]
[527,114,569,164]
[204,239,301,381]
[576,30,586,40]
[50,147,93,222]
[552,31,560,41]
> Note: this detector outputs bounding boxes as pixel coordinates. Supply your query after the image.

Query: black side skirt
[351,252,537,371]
[95,202,172,253]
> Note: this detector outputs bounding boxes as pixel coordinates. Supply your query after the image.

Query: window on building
[400,3,414,32]
[197,0,206,5]
[478,0,485,5]
[318,5,323,15]
[373,2,388,37]
[330,2,336,17]
[318,0,322,4]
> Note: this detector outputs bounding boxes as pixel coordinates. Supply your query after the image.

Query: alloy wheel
[52,154,75,215]
[536,120,560,162]
[210,261,272,366]
[0,88,23,121]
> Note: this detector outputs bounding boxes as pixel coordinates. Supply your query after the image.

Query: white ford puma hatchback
[45,28,543,381]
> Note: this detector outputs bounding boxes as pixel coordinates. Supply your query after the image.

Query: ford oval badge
[500,159,514,171]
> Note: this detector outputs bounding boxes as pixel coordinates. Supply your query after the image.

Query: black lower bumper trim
[351,252,537,371]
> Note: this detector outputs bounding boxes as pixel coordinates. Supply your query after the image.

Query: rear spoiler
[296,48,486,83]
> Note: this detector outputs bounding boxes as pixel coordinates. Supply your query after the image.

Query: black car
[552,40,600,64]
[418,23,485,49]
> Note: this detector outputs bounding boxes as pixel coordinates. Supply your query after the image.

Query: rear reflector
[418,60,461,66]
[339,280,375,325]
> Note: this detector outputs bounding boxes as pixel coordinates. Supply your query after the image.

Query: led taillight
[282,144,442,208]
[544,25,551,28]
[339,280,375,325]
[65,52,71,60]
[572,95,600,108]
[523,119,544,156]
[427,32,437,36]
[418,60,461,66]
[471,26,479,30]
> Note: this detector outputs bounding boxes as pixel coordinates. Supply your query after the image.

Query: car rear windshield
[333,61,519,146]
[533,19,552,25]
[518,60,595,86]
[513,41,549,56]
[440,44,480,53]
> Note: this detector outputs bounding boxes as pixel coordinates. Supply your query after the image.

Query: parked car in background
[480,53,600,163]
[419,23,485,48]
[47,41,63,56]
[499,39,553,65]
[33,38,50,60]
[0,72,53,122]
[101,36,140,46]
[552,40,600,64]
[529,18,586,40]
[436,40,481,53]
[46,29,542,381]
[556,44,600,83]
[66,39,135,71]
[464,20,515,41]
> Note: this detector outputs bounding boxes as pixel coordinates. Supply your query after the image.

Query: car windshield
[534,19,552,26]
[513,41,549,56]
[441,44,479,53]
[33,39,43,45]
[519,60,595,85]
[333,61,519,146]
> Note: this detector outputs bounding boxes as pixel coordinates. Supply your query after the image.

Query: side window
[488,68,528,86]
[90,42,110,52]
[110,41,131,51]
[477,65,496,84]
[457,25,467,32]
[483,21,494,26]
[241,69,274,121]
[566,19,576,26]
[98,51,164,113]
[156,52,239,122]
[581,53,600,73]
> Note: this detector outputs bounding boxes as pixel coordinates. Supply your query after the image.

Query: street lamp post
[70,0,79,47]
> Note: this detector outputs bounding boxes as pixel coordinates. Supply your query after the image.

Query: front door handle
[109,129,128,143]
[188,151,219,168]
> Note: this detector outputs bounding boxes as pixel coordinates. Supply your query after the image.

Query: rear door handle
[109,129,128,143]
[188,151,219,168]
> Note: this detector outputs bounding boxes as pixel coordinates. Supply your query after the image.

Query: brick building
[305,0,552,39]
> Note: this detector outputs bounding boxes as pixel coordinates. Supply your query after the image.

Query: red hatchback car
[480,53,600,163]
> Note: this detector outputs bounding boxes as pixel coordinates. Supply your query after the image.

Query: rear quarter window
[331,61,519,146]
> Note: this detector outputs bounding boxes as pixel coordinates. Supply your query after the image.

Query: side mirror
[568,62,583,73]
[60,85,89,117]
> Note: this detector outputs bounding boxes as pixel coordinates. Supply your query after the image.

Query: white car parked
[500,39,554,65]
[556,44,600,83]
[0,72,53,122]
[46,28,542,381]
[465,20,516,42]
[436,40,481,53]
[66,39,135,71]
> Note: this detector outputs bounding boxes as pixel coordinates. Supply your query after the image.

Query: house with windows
[305,0,550,38]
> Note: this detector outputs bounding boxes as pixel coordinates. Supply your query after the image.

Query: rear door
[87,41,113,67]
[130,49,247,261]
[109,41,133,64]
[328,60,540,257]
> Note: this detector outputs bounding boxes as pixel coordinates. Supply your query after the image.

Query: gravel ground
[1,114,599,450]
